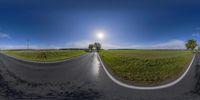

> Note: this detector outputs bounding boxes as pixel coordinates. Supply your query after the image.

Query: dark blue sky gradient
[0,0,200,49]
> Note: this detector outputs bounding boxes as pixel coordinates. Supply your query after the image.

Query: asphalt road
[0,52,200,100]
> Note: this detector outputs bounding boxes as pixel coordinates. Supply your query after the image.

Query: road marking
[97,53,196,90]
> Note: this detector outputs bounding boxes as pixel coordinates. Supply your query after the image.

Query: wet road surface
[0,52,200,100]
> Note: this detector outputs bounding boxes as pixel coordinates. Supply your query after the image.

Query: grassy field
[2,50,86,62]
[99,50,194,85]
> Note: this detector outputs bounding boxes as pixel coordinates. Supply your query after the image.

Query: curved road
[0,52,200,100]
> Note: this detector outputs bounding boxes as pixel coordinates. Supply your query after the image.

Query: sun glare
[96,31,105,40]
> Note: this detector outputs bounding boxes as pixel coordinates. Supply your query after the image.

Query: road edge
[97,53,196,90]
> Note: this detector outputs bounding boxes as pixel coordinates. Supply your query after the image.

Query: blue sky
[0,0,200,49]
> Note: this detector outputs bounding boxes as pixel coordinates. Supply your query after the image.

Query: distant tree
[94,42,101,52]
[88,44,94,51]
[185,39,198,50]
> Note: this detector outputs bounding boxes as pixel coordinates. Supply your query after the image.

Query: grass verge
[99,50,194,85]
[2,50,86,62]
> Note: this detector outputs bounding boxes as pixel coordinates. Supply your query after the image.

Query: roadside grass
[2,50,86,62]
[99,50,194,85]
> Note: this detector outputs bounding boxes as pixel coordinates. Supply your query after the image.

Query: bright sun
[96,31,105,39]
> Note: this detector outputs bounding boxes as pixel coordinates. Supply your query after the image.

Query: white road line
[97,53,196,90]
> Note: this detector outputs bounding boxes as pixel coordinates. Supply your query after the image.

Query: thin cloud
[66,40,94,48]
[0,45,39,50]
[192,32,200,37]
[196,27,200,30]
[96,40,185,49]
[0,32,10,39]
[131,40,185,49]
[0,39,186,50]
[150,40,185,49]
[65,39,186,49]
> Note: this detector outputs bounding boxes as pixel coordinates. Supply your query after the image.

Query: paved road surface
[0,52,200,100]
